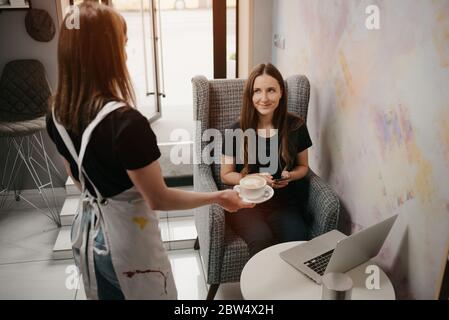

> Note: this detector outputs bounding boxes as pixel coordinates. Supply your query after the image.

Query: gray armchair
[192,75,340,300]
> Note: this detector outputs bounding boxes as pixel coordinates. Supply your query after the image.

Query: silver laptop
[279,214,398,284]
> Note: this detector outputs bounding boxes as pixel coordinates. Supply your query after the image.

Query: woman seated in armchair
[221,63,312,256]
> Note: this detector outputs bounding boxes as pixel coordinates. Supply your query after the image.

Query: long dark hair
[53,2,135,134]
[240,63,304,176]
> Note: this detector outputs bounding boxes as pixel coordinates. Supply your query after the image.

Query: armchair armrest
[305,170,340,238]
[193,164,226,284]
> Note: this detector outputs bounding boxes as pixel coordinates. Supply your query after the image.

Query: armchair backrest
[192,75,311,189]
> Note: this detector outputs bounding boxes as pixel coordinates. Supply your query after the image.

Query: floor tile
[65,177,80,196]
[0,209,59,264]
[0,259,77,300]
[59,196,79,226]
[168,249,207,300]
[168,216,197,242]
[214,282,244,300]
[52,227,73,260]
[195,252,243,300]
[167,209,195,218]
[170,239,196,250]
[159,218,169,242]
[157,210,167,219]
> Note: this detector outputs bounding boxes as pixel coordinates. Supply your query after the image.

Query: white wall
[272,0,449,299]
[252,0,273,66]
[0,0,60,90]
[238,0,273,77]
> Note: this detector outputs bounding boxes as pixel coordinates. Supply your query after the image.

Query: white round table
[240,241,395,300]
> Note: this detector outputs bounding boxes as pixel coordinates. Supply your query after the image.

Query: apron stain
[123,269,168,294]
[132,216,149,230]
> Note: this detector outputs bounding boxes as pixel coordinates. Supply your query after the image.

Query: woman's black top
[222,119,312,177]
[222,116,312,204]
[46,107,161,198]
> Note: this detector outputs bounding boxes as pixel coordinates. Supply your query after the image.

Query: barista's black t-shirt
[46,106,161,198]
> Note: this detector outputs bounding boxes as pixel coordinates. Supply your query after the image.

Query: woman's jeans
[72,208,125,300]
[93,226,125,300]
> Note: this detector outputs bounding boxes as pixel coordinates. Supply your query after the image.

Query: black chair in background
[0,60,62,226]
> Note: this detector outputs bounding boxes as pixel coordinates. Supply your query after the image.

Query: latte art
[240,177,265,189]
[238,175,267,200]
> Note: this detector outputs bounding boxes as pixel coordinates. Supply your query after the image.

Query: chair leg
[0,138,22,209]
[8,135,61,227]
[207,284,219,300]
[194,237,200,250]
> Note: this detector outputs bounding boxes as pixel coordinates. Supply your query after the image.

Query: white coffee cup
[239,175,267,200]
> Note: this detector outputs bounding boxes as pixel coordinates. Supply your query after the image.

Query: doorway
[71,0,237,142]
[110,0,161,123]
[110,0,237,143]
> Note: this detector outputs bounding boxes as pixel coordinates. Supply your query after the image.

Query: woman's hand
[217,190,256,212]
[272,171,291,189]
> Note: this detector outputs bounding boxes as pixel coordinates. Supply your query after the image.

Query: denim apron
[52,102,177,300]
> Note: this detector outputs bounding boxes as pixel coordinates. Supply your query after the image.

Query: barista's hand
[217,190,256,212]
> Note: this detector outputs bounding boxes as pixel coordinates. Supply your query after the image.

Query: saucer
[233,185,274,204]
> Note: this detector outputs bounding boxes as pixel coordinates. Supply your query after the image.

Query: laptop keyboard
[304,249,334,276]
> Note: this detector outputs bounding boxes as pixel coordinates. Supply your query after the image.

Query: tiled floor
[0,200,243,300]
